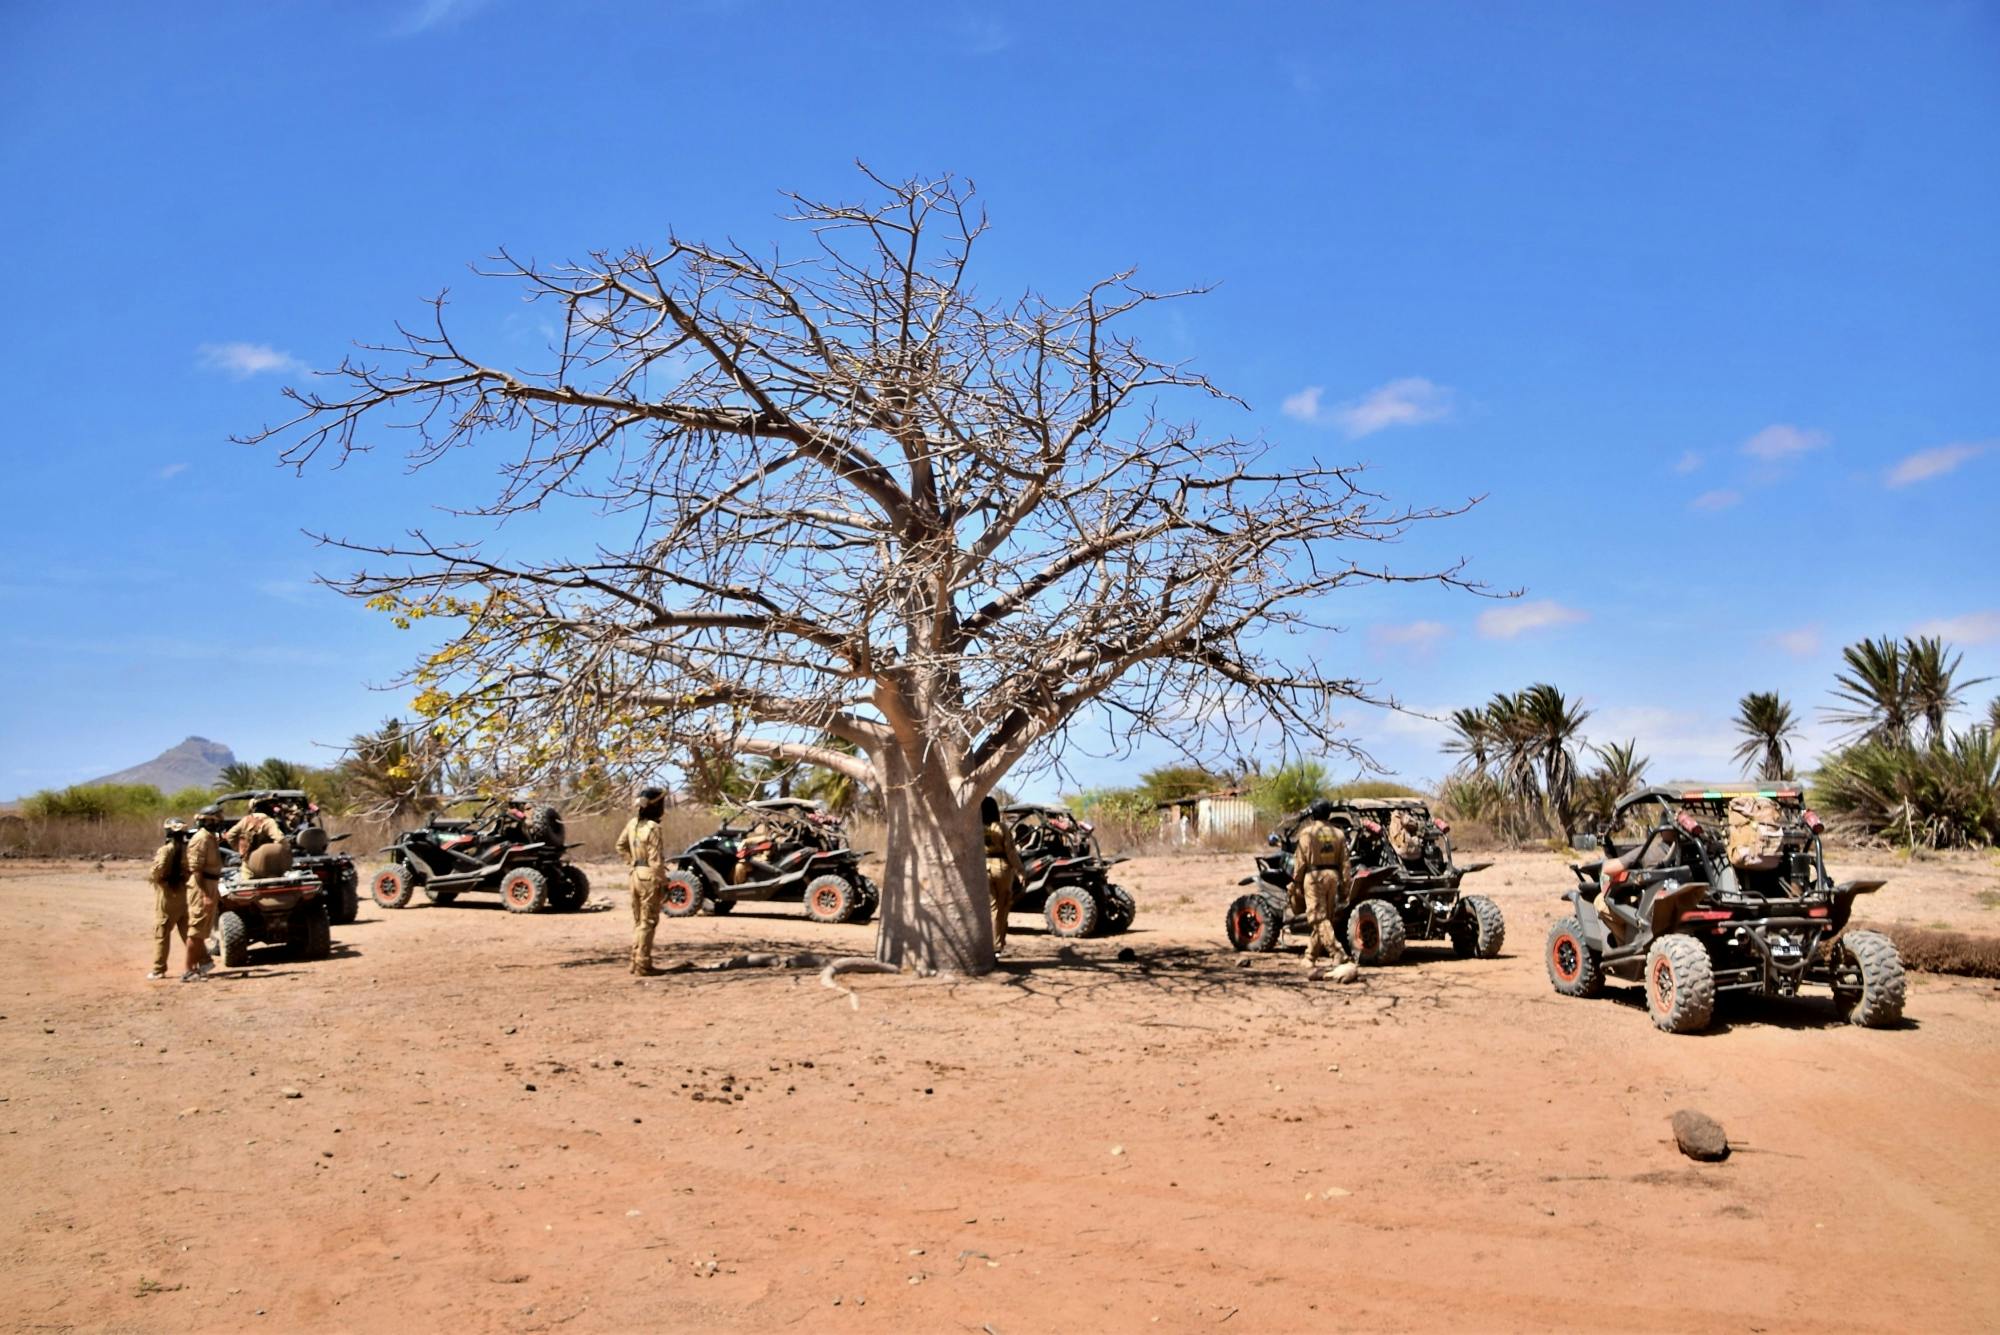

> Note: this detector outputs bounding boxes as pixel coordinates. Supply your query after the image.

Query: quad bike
[207,866,333,967]
[369,798,588,914]
[660,798,878,924]
[1225,798,1501,962]
[1004,803,1136,938]
[1545,785,1905,1034]
[210,789,361,926]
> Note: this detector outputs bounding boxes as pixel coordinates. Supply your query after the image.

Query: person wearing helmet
[615,786,669,976]
[1292,799,1359,983]
[148,819,194,981]
[980,795,1025,956]
[185,805,227,975]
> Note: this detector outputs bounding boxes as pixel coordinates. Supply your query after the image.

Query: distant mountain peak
[87,737,237,792]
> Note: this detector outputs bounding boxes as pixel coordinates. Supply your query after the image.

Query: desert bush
[1869,924,2000,978]
[22,783,171,820]
[1816,730,1999,849]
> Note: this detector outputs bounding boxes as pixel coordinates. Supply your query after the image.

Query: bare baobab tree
[243,170,1479,974]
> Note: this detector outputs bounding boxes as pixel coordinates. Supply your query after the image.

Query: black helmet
[1306,798,1337,822]
[196,804,224,826]
[637,785,665,814]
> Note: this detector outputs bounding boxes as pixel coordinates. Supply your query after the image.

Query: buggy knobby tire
[849,877,880,926]
[1347,899,1407,965]
[1225,893,1283,952]
[660,872,704,918]
[1449,894,1506,959]
[500,867,550,914]
[1102,883,1137,934]
[216,910,251,968]
[424,886,458,906]
[552,865,590,912]
[1044,884,1100,938]
[525,804,565,847]
[802,873,860,924]
[371,865,414,910]
[1833,929,1906,1028]
[1545,915,1604,998]
[1645,933,1716,1034]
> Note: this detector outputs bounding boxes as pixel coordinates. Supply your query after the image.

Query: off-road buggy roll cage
[1228,797,1502,962]
[1545,784,1904,1033]
[209,789,361,926]
[1001,802,1135,938]
[370,795,587,913]
[661,797,879,924]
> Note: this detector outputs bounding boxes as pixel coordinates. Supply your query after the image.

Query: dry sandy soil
[3,847,1998,1333]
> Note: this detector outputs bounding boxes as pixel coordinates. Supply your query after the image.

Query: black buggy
[1224,798,1501,962]
[1545,785,1905,1034]
[1004,803,1136,938]
[659,798,879,925]
[210,789,361,926]
[369,797,589,914]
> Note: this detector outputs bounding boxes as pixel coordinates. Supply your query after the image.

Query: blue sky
[1,0,1994,800]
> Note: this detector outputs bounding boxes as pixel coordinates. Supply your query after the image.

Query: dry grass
[1870,924,2000,979]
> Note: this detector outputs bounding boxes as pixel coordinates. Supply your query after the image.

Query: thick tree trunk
[873,749,993,975]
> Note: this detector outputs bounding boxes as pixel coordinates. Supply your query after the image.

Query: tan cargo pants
[152,882,189,974]
[987,858,1014,950]
[630,867,664,973]
[1301,869,1352,967]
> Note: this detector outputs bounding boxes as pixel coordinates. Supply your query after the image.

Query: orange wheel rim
[1552,935,1580,982]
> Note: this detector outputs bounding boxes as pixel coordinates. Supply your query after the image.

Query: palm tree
[1828,636,1912,746]
[339,719,440,821]
[253,757,309,790]
[1441,707,1495,775]
[1732,691,1799,781]
[1520,683,1591,836]
[1591,739,1648,795]
[1988,696,2000,735]
[1484,691,1541,841]
[214,761,258,792]
[1903,636,1990,743]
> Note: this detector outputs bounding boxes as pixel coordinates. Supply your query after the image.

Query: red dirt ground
[3,848,1997,1333]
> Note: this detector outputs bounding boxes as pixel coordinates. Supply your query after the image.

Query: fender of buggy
[1454,860,1492,875]
[1836,878,1887,896]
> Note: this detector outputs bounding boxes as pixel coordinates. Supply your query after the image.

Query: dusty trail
[2,849,1996,1333]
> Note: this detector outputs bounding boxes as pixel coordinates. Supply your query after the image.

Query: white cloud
[1476,599,1587,639]
[197,341,306,379]
[1770,625,1820,657]
[1672,450,1703,475]
[1741,423,1828,461]
[1283,377,1454,439]
[156,462,189,481]
[1370,620,1449,652]
[1689,488,1741,512]
[1912,611,2000,644]
[1886,442,1988,488]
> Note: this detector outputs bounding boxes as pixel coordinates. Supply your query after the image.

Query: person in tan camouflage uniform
[184,805,226,974]
[148,820,193,981]
[225,800,290,878]
[1292,799,1359,983]
[731,811,789,886]
[615,786,668,976]
[980,796,1025,955]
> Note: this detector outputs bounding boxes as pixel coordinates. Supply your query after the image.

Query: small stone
[1116,947,1137,962]
[1109,1144,1125,1157]
[1321,1187,1350,1199]
[524,1084,536,1092]
[392,1171,408,1180]
[1237,958,1253,969]
[179,1106,200,1118]
[1671,1109,1729,1162]
[281,1088,302,1099]
[503,1026,517,1035]
[626,1209,642,1217]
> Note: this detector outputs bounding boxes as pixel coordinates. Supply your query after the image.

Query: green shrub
[22,783,169,820]
[1816,730,1999,849]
